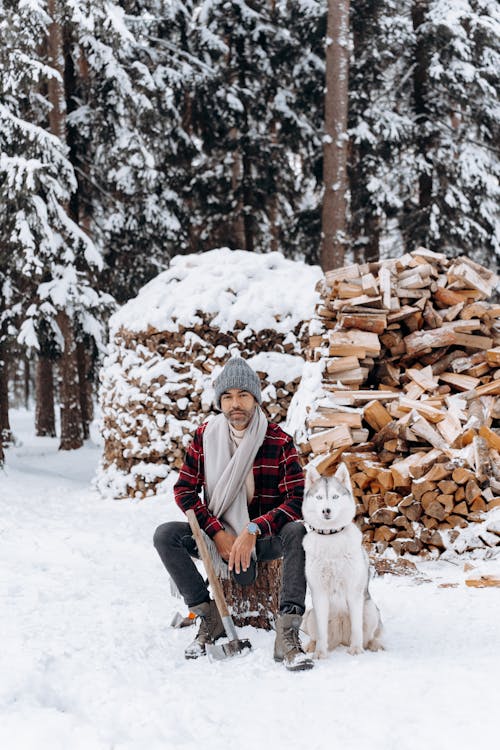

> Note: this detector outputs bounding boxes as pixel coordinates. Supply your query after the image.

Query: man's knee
[153,521,185,551]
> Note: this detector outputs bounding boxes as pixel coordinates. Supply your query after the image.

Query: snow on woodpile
[287,248,500,558]
[96,249,322,498]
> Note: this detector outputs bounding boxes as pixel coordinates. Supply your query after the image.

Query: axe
[186,509,252,660]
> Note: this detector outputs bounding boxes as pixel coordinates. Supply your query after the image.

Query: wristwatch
[247,522,261,536]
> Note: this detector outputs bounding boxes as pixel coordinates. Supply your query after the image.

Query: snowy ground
[1,409,499,750]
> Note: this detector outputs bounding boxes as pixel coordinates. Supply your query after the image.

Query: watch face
[248,522,259,535]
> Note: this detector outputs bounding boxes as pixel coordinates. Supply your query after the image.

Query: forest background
[0,0,499,460]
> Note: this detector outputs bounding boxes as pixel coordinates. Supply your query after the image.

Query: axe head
[206,637,252,661]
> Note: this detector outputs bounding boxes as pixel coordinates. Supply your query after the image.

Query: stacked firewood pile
[99,324,306,497]
[300,248,500,556]
[97,249,321,499]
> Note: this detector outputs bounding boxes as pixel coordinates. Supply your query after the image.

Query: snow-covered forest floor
[1,410,499,750]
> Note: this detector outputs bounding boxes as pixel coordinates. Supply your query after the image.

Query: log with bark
[220,559,282,630]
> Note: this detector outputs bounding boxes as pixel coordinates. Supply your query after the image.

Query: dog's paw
[367,640,384,652]
[314,648,328,660]
[347,645,364,656]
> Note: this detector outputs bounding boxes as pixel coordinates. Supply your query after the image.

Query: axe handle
[186,509,231,620]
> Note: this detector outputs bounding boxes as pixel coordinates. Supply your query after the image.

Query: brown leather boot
[184,600,225,659]
[274,613,314,671]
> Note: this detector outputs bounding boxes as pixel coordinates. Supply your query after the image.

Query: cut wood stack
[97,249,322,499]
[301,249,500,556]
[98,321,307,498]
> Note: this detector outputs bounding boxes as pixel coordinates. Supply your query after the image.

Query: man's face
[220,389,256,429]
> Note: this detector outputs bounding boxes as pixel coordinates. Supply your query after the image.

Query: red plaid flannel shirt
[173,420,305,537]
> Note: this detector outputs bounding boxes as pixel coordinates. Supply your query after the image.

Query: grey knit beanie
[213,357,262,409]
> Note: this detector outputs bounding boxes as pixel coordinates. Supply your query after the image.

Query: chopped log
[399,397,445,423]
[370,508,399,525]
[400,501,423,522]
[486,347,500,366]
[479,425,500,452]
[307,412,362,429]
[419,529,445,549]
[472,436,492,485]
[465,576,500,588]
[452,467,475,484]
[437,480,458,495]
[326,355,360,374]
[308,425,353,454]
[465,478,482,504]
[329,330,381,357]
[363,400,393,431]
[339,313,387,334]
[373,525,397,542]
[412,479,437,502]
[453,333,493,350]
[404,327,457,357]
[438,372,481,391]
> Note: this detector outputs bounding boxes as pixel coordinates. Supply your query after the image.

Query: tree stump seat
[220,558,283,630]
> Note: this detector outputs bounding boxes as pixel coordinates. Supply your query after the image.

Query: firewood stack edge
[300,248,500,557]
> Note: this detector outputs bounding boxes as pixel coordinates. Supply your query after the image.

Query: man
[153,356,313,671]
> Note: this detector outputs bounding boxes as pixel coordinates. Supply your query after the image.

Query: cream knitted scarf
[201,406,268,577]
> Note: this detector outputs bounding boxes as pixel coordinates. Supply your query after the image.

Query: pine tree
[180,0,323,257]
[0,0,113,448]
[348,0,414,262]
[406,0,500,263]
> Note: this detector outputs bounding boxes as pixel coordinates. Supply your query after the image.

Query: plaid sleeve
[254,437,304,536]
[173,425,225,538]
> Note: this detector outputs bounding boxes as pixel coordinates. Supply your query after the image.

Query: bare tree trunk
[230,128,247,250]
[23,356,31,409]
[321,0,351,271]
[0,343,11,445]
[411,0,433,249]
[76,340,93,440]
[57,311,83,450]
[47,2,83,450]
[35,355,56,437]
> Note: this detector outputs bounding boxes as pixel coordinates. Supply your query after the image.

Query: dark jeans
[153,520,307,614]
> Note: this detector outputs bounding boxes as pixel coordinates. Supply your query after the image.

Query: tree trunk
[321,0,351,271]
[220,559,282,630]
[230,128,247,250]
[411,0,433,249]
[35,355,56,437]
[76,340,93,440]
[23,356,31,409]
[57,310,83,450]
[349,1,380,265]
[47,3,83,450]
[0,342,12,445]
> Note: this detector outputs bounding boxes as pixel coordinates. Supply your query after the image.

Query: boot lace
[283,627,303,654]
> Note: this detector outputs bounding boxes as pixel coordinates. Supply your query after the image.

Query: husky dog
[302,463,383,659]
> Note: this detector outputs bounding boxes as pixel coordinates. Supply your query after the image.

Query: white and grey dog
[302,463,383,659]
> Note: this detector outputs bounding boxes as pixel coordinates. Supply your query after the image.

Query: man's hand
[213,530,237,561]
[228,529,257,574]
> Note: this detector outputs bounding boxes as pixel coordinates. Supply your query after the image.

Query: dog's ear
[304,463,321,494]
[334,462,353,496]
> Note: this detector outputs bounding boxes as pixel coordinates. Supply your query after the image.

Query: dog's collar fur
[308,525,347,535]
